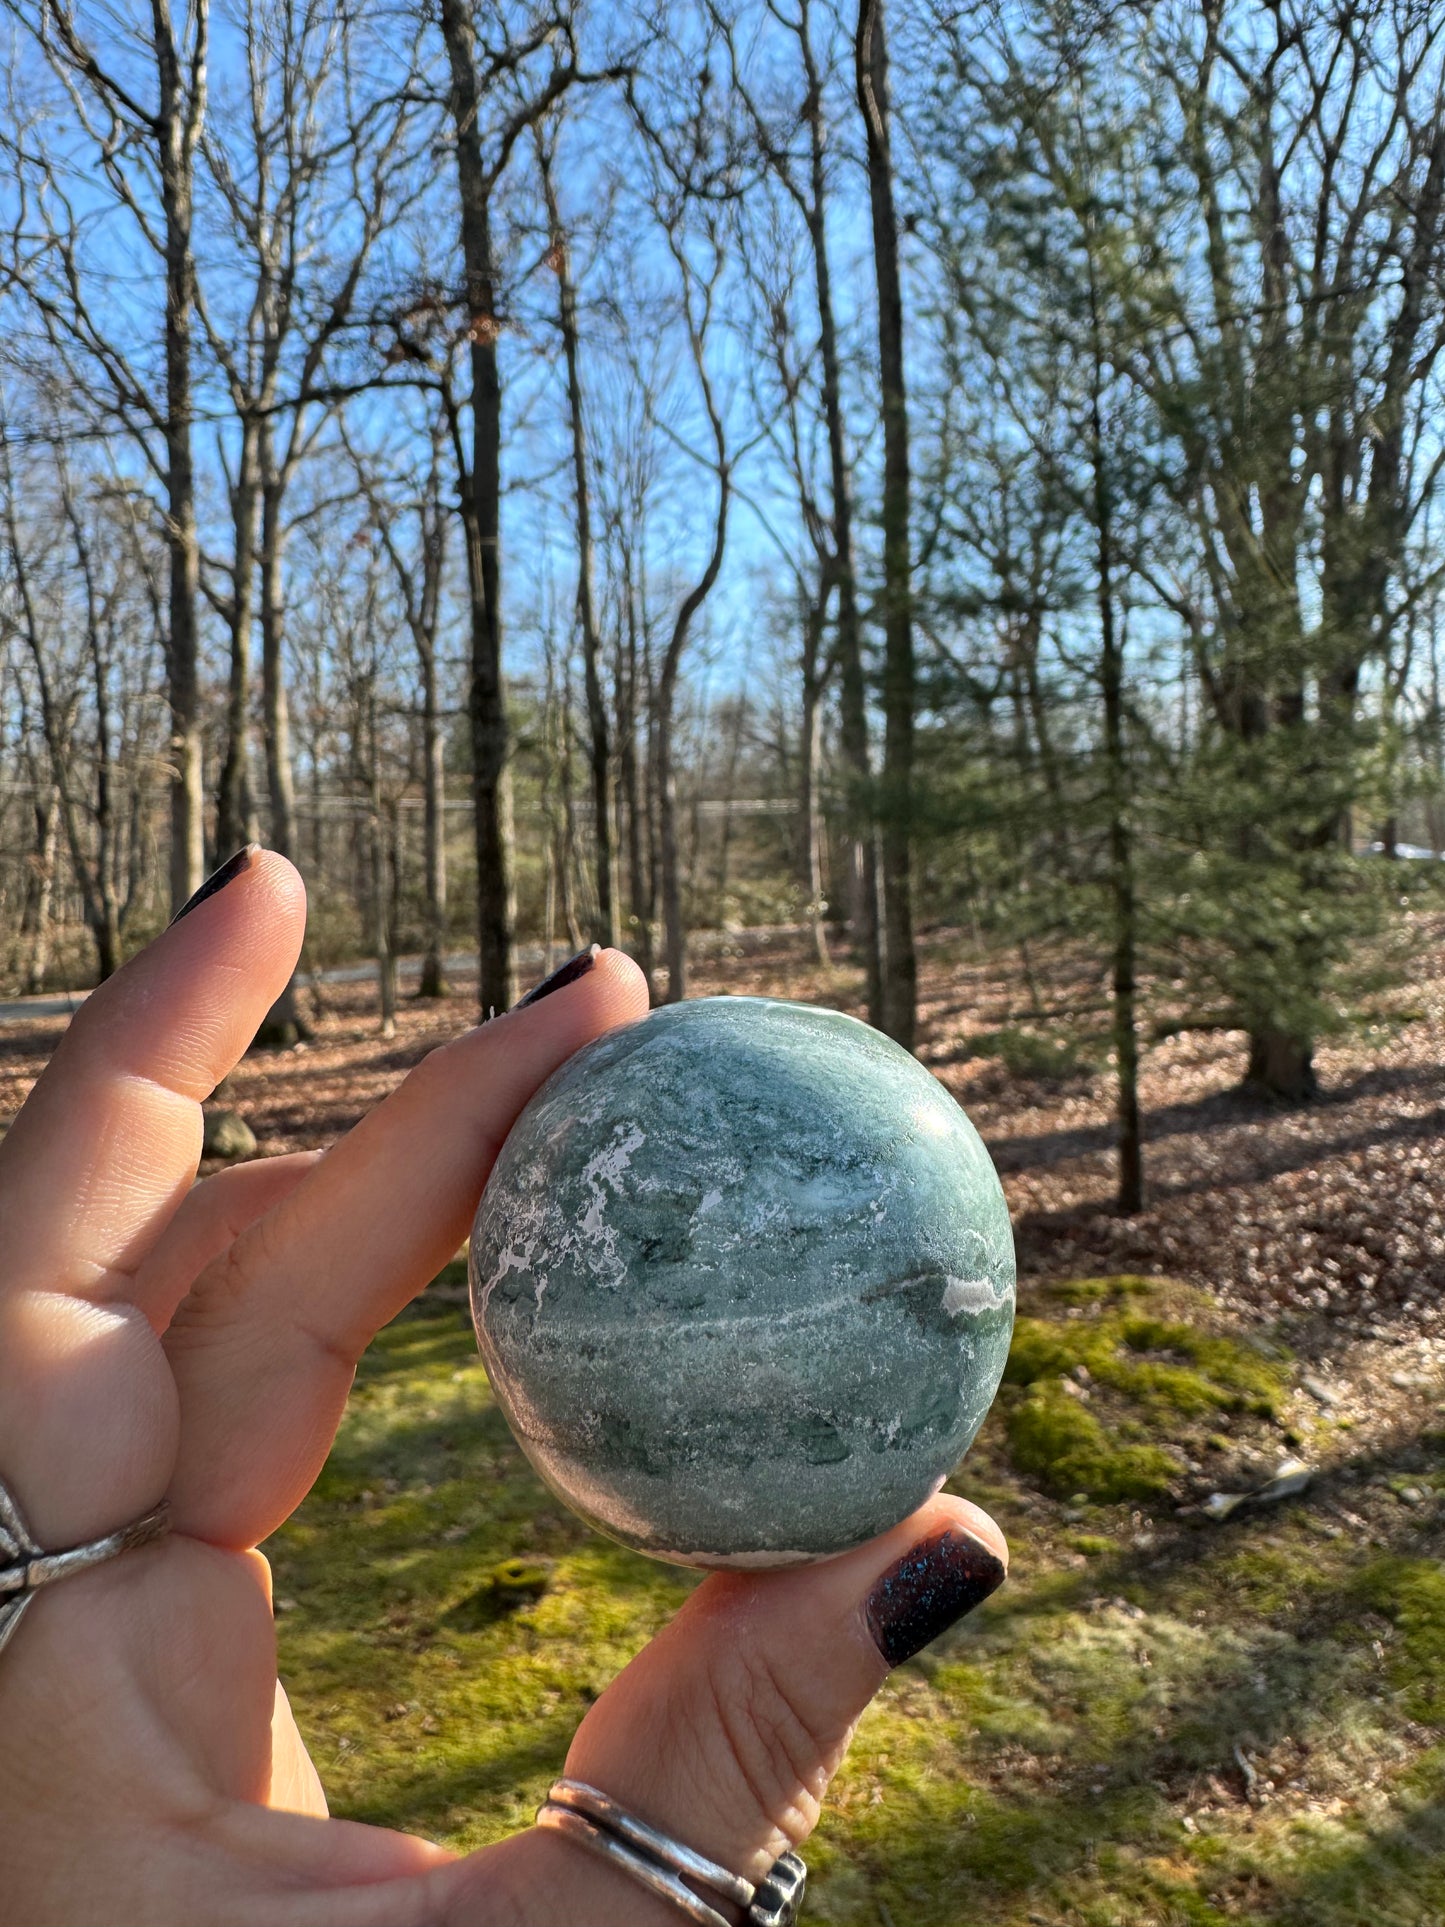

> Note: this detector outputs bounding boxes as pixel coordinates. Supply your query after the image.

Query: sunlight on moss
[270,1287,1442,1926]
[1355,1557,1445,1724]
[1000,1280,1291,1504]
[1007,1379,1181,1501]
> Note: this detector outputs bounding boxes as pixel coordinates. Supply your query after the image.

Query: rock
[1202,1490,1248,1522]
[470,996,1016,1568]
[202,1108,256,1160]
[447,1557,552,1627]
[1301,1375,1338,1406]
[1202,1457,1313,1522]
[1255,1457,1313,1501]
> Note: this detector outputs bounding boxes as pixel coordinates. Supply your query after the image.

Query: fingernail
[865,1527,1006,1667]
[169,845,261,926]
[515,945,600,1008]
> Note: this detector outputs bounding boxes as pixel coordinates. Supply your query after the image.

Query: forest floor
[2,922,1444,1924]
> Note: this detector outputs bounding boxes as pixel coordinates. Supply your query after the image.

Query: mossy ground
[1001,1275,1288,1505]
[272,1271,1445,1925]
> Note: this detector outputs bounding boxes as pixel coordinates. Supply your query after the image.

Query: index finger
[0,848,306,1317]
[165,949,652,1547]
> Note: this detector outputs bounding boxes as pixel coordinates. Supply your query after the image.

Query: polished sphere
[470,996,1015,1567]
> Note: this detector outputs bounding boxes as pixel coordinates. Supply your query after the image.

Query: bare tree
[627,50,737,1003]
[595,371,662,981]
[718,0,881,1008]
[536,113,619,950]
[857,0,917,1047]
[435,4,602,1014]
[197,0,426,1039]
[342,412,454,999]
[539,609,586,963]
[3,0,210,910]
[0,423,165,977]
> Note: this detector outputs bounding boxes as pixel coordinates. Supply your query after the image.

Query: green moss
[964,1025,1097,1079]
[1007,1380,1180,1502]
[1005,1308,1285,1418]
[1209,1540,1332,1618]
[1046,1274,1162,1306]
[1001,1281,1291,1505]
[270,1288,1445,1927]
[1117,1315,1285,1417]
[1355,1557,1445,1722]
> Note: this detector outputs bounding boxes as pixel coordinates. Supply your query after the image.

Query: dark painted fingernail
[169,845,261,926]
[865,1527,1006,1667]
[515,944,600,1008]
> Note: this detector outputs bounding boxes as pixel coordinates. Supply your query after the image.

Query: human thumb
[442,1494,1005,1923]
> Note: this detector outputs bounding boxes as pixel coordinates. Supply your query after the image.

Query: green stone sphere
[469,996,1015,1568]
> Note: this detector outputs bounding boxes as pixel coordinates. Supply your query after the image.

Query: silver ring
[0,1475,170,1657]
[537,1778,806,1926]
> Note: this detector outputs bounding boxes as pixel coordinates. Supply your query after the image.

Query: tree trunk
[856,0,916,1049]
[1245,1029,1318,1103]
[255,437,308,1046]
[657,694,685,1001]
[362,425,451,1002]
[258,460,299,861]
[19,777,45,940]
[438,0,517,1017]
[799,593,831,967]
[88,587,124,984]
[803,16,879,1015]
[654,333,729,1000]
[714,695,746,912]
[645,647,663,992]
[619,557,655,989]
[556,664,585,952]
[156,0,206,912]
[216,412,261,859]
[418,636,448,997]
[1091,374,1144,1214]
[23,784,59,994]
[369,690,395,1040]
[540,135,617,949]
[88,659,122,983]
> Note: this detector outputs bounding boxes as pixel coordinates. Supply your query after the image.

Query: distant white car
[1365,840,1444,860]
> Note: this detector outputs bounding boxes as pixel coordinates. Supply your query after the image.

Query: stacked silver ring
[537,1778,807,1927]
[0,1475,171,1657]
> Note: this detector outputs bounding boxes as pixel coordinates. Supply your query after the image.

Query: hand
[0,848,1007,1926]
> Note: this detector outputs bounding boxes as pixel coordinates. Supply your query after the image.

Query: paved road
[0,987,93,1022]
[0,923,809,1027]
[0,950,492,1026]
